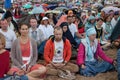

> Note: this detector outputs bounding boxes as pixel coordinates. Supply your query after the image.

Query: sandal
[58,70,76,80]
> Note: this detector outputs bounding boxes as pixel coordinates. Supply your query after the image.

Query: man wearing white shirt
[44,27,79,77]
[29,17,45,45]
[0,19,16,51]
[4,10,18,31]
[111,11,119,28]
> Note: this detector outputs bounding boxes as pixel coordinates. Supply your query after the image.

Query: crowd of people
[0,0,120,80]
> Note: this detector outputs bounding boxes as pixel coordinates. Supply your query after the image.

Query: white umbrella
[93,3,103,7]
[101,6,120,13]
[45,10,61,14]
[54,6,68,11]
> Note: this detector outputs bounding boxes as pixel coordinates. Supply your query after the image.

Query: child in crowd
[0,33,10,79]
[95,18,111,50]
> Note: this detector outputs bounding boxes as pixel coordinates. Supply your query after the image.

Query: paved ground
[38,48,118,80]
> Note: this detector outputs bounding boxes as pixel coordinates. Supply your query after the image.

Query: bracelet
[80,64,85,67]
[63,61,67,65]
[64,63,66,65]
[22,69,26,74]
[13,71,17,75]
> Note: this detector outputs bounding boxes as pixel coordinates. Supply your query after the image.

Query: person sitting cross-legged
[77,27,116,77]
[8,23,46,80]
[44,27,79,79]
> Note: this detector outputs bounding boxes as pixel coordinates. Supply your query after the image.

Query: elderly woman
[77,27,115,77]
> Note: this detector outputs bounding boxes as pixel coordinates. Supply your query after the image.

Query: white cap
[42,17,48,20]
[81,12,86,18]
[92,11,96,13]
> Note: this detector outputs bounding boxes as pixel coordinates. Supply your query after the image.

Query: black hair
[97,18,104,22]
[14,7,21,16]
[4,10,13,19]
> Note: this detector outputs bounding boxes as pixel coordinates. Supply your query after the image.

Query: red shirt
[14,14,21,19]
[78,27,85,34]
[0,50,10,78]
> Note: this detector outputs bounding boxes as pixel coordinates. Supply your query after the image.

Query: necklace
[20,36,29,44]
[96,26,102,38]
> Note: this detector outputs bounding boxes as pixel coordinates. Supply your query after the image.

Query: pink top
[76,43,113,66]
[20,40,30,64]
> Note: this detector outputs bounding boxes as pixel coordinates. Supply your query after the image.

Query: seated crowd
[0,9,120,80]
